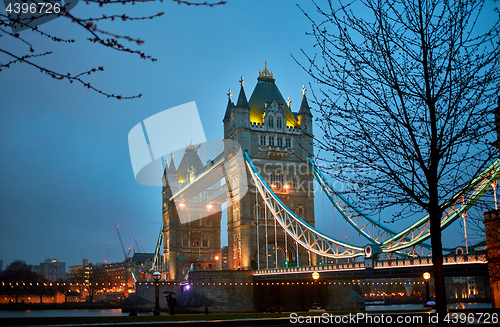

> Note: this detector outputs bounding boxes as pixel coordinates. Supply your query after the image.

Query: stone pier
[124,270,364,313]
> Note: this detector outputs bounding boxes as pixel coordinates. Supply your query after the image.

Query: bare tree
[0,0,225,99]
[0,260,39,303]
[296,0,500,318]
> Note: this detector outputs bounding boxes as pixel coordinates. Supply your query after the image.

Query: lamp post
[312,272,320,309]
[423,272,431,303]
[153,271,161,315]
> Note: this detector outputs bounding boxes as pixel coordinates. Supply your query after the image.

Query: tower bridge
[156,63,500,285]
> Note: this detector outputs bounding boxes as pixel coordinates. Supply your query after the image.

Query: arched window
[296,206,304,218]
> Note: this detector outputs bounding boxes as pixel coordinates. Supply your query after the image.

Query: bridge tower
[223,63,315,270]
[161,145,222,281]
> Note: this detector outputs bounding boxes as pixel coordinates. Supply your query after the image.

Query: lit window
[272,173,284,188]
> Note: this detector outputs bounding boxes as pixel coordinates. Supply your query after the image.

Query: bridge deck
[253,253,488,280]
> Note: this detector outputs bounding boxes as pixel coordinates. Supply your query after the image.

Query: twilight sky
[0,0,495,269]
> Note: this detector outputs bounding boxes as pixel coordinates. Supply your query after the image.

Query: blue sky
[0,0,495,269]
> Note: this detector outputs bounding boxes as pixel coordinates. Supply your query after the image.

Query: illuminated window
[272,173,284,188]
[277,117,282,128]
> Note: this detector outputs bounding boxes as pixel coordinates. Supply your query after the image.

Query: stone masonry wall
[131,271,363,313]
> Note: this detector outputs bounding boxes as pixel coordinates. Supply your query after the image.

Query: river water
[0,303,493,318]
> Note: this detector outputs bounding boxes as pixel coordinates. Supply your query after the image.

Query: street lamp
[312,272,320,309]
[214,255,220,270]
[423,272,431,303]
[153,271,161,315]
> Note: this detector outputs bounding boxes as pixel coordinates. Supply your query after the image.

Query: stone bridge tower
[161,144,222,281]
[223,63,315,270]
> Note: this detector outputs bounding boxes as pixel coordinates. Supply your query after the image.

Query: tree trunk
[429,190,447,321]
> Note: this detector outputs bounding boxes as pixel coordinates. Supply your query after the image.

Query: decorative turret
[223,89,234,139]
[258,61,274,81]
[298,85,312,118]
[233,77,250,128]
[236,77,250,108]
[176,140,202,184]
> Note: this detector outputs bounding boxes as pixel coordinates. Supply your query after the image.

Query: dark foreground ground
[1,309,500,327]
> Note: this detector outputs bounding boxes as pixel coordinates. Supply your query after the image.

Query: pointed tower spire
[236,76,249,108]
[299,84,312,117]
[224,89,234,120]
[168,152,176,171]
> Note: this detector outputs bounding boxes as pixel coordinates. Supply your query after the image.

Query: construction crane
[134,238,141,253]
[115,225,128,261]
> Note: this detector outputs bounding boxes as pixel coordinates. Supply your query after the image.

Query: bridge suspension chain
[309,156,500,255]
[245,152,366,259]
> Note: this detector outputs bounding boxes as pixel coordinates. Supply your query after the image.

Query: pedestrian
[167,294,177,315]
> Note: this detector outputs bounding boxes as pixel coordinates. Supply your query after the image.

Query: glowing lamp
[312,272,320,280]
[153,271,161,281]
[215,256,219,261]
[423,272,431,280]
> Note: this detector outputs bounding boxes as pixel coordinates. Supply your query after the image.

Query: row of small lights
[137,281,429,286]
[1,282,127,286]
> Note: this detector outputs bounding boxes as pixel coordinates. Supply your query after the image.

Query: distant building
[30,258,66,281]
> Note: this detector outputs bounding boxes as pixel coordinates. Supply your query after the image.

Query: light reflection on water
[0,309,131,318]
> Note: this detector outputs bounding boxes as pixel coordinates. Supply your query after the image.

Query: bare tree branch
[296,0,500,318]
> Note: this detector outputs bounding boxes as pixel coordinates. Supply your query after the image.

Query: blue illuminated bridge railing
[253,253,487,276]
